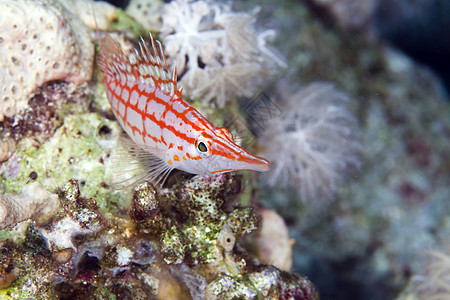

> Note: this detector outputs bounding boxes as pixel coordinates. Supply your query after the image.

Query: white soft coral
[258,82,362,202]
[160,0,285,107]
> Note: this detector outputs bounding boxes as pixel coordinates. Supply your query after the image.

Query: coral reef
[0,177,317,299]
[205,265,317,299]
[131,173,256,266]
[258,82,362,202]
[0,0,94,121]
[5,0,449,298]
[0,81,91,146]
[0,182,59,230]
[160,0,285,107]
[245,0,450,299]
[40,180,105,255]
[0,109,125,209]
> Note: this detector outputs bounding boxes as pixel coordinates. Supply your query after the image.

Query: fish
[97,32,269,186]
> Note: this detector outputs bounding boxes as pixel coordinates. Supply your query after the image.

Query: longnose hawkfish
[98,32,269,186]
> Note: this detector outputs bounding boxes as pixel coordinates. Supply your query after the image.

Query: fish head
[182,127,270,175]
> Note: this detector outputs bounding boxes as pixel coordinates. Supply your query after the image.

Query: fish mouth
[213,140,270,173]
[209,155,270,175]
[233,153,270,172]
[244,155,270,172]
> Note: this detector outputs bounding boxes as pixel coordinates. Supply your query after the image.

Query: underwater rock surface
[0,177,317,299]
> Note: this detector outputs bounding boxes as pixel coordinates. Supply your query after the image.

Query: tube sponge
[0,0,94,121]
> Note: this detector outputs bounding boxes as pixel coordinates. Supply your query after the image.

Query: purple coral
[257,82,362,201]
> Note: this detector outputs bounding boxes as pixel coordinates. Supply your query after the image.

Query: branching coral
[258,82,362,201]
[160,0,285,107]
[0,182,59,230]
[0,0,94,121]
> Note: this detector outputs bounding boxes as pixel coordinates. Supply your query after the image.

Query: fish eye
[198,141,208,153]
[195,135,212,157]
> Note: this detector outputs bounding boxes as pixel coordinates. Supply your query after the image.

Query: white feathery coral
[258,82,362,201]
[0,0,94,121]
[160,0,285,107]
[0,182,60,230]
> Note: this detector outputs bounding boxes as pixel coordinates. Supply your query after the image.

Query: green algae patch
[1,112,127,211]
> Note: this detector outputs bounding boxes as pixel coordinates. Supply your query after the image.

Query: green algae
[1,112,126,211]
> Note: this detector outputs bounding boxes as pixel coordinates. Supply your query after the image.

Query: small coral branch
[0,182,59,230]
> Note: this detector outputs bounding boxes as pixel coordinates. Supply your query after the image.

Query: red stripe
[108,79,204,145]
[107,77,208,141]
[210,168,238,174]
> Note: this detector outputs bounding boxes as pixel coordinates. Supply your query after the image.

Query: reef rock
[58,0,117,31]
[0,175,318,299]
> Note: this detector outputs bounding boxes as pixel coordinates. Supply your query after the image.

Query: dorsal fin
[98,31,182,98]
[135,34,182,97]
